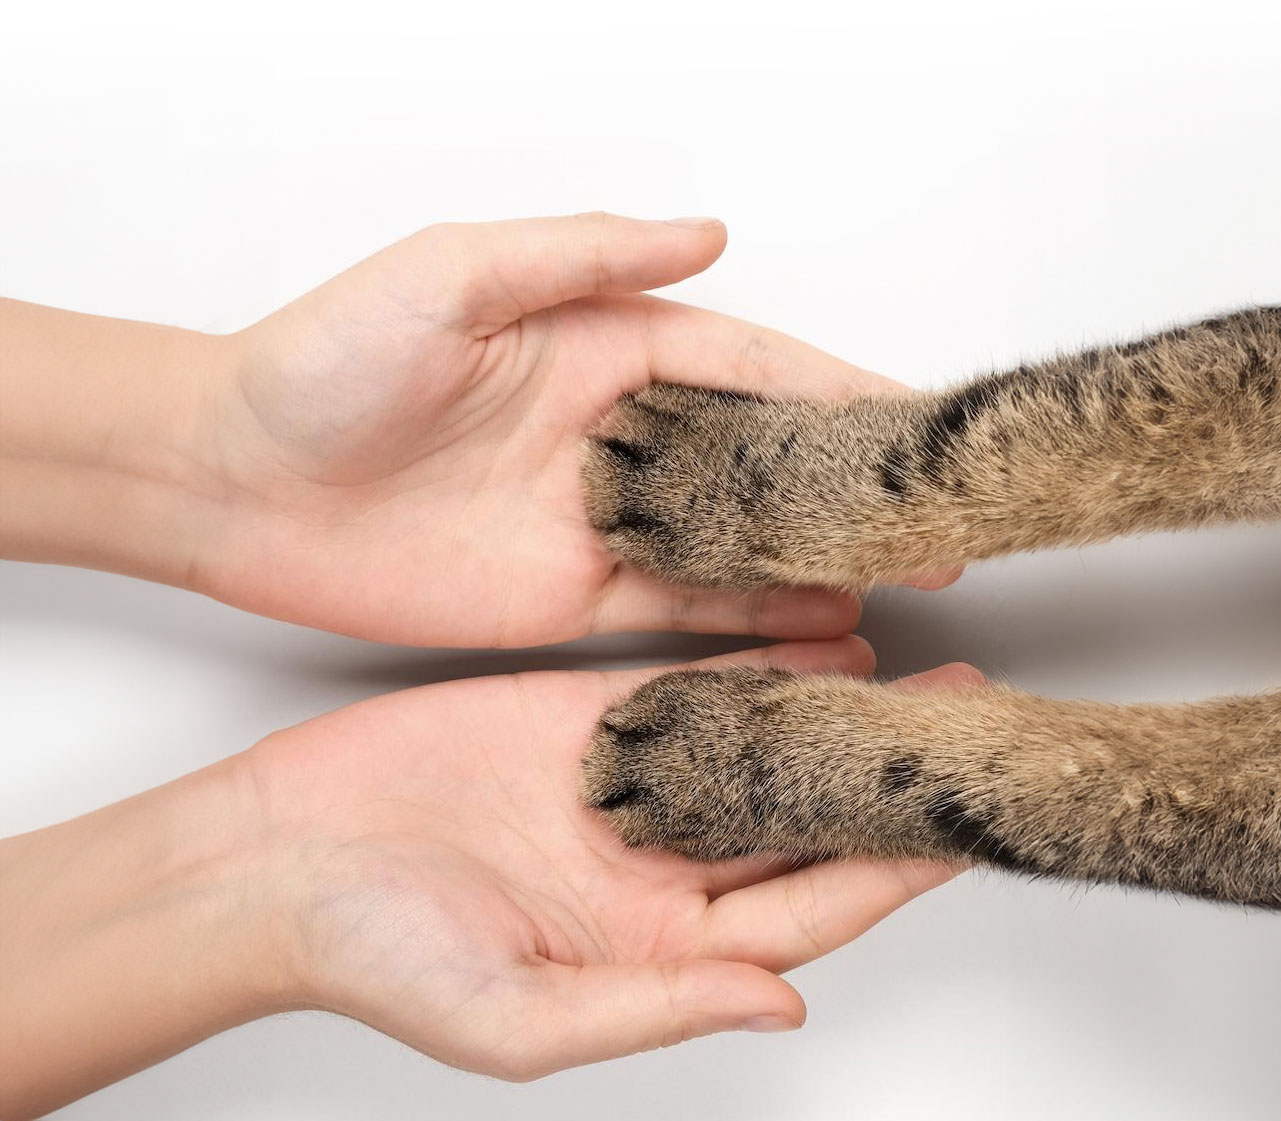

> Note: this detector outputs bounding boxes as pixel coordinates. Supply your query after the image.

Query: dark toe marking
[880,756,922,795]
[602,508,669,535]
[916,376,1010,484]
[598,437,656,469]
[594,785,645,811]
[600,721,665,747]
[878,443,912,497]
[924,789,1027,870]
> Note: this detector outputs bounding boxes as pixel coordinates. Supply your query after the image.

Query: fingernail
[740,1015,800,1033]
[665,216,722,229]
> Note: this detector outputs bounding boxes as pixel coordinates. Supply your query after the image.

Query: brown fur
[580,307,1281,908]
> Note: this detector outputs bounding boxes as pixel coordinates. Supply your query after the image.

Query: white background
[3,1,1281,1117]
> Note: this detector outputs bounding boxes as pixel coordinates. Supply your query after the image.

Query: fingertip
[662,217,726,255]
[846,634,878,676]
[668,959,804,1039]
[891,662,987,691]
[898,565,966,590]
[933,661,987,687]
[733,973,806,1033]
[450,211,734,333]
[659,215,727,270]
[895,858,970,896]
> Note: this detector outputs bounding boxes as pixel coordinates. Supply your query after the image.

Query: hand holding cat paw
[199,214,960,645]
[244,637,962,1080]
[3,214,960,644]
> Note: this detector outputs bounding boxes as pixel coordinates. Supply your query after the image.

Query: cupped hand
[245,638,978,1079]
[199,213,954,647]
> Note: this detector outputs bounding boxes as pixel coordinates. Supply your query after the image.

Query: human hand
[0,639,977,1116]
[248,639,975,1079]
[199,213,957,645]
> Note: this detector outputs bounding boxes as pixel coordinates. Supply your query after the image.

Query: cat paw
[581,384,815,588]
[580,667,802,860]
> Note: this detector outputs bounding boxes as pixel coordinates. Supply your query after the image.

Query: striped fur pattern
[580,307,1281,907]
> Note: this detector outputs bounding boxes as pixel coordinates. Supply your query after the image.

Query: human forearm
[0,299,238,585]
[0,758,301,1118]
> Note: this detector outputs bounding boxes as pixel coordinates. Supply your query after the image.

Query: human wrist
[0,754,306,1118]
[0,299,243,587]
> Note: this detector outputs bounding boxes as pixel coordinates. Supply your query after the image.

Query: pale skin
[0,214,967,1115]
[0,639,976,1118]
[0,212,956,647]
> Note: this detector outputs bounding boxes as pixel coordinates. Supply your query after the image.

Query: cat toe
[581,668,795,859]
[581,385,795,587]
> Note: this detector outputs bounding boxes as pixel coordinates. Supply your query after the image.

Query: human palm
[248,638,975,1078]
[201,214,945,647]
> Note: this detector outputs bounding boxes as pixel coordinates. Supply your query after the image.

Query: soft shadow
[0,561,766,690]
[858,525,1281,699]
